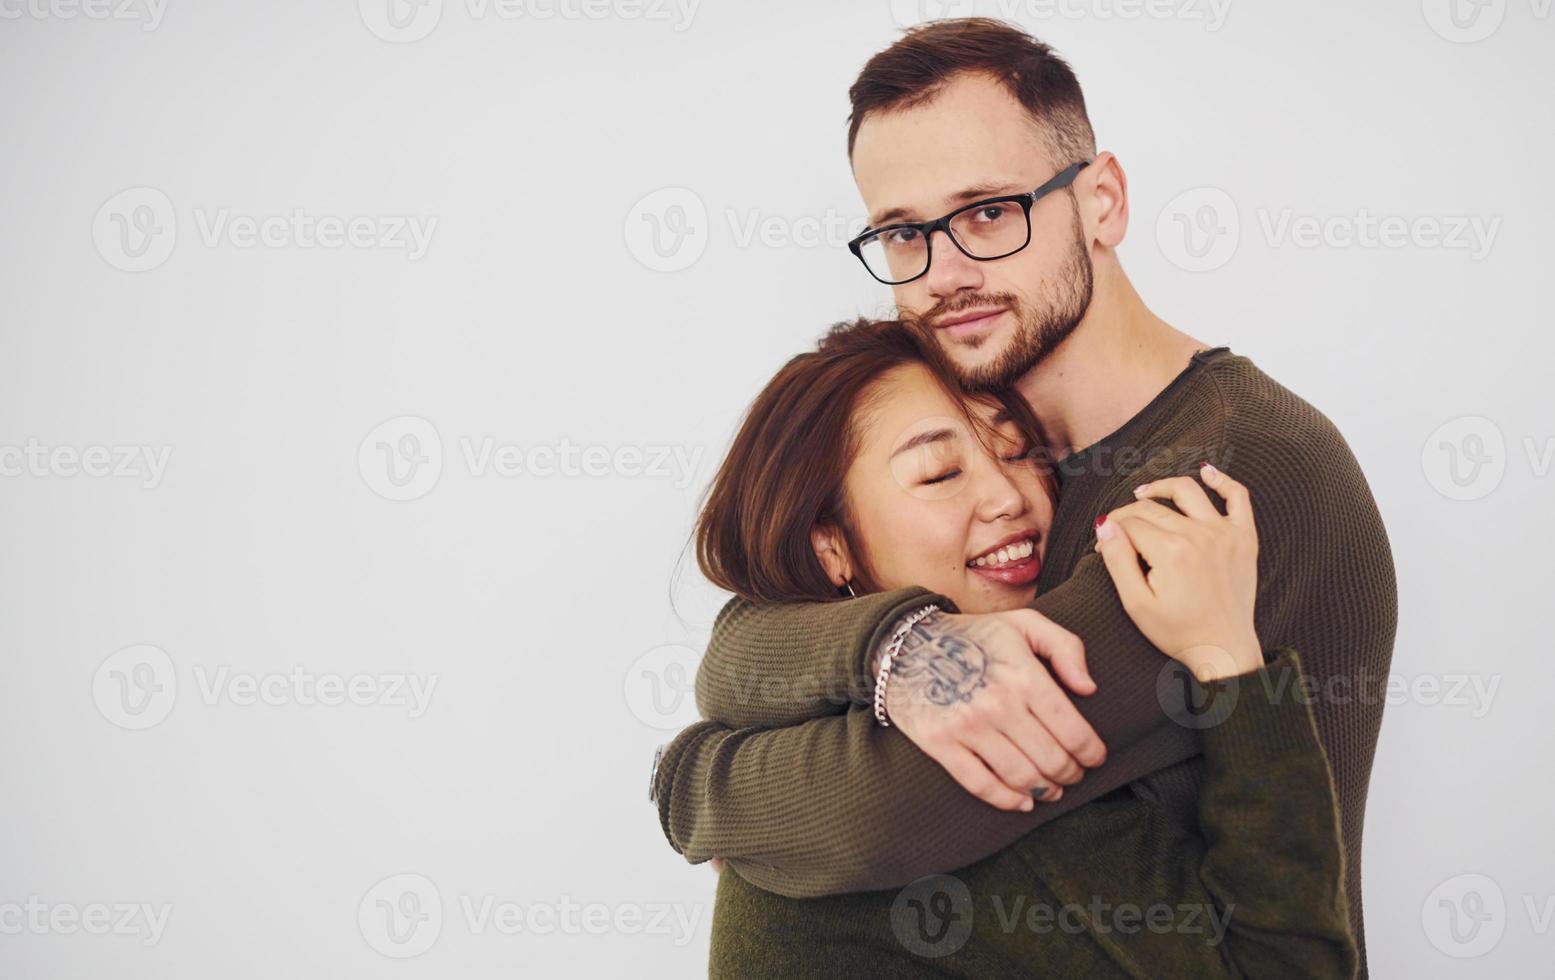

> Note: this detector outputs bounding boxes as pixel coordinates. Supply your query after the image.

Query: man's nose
[922,229,984,300]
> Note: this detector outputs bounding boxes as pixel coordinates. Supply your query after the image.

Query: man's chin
[943,329,1019,388]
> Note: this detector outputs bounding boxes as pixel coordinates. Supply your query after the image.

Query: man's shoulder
[1199,351,1357,478]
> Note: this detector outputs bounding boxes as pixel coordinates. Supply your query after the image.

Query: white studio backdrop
[0,1,1551,976]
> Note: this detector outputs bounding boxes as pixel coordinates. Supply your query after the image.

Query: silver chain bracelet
[872,603,941,727]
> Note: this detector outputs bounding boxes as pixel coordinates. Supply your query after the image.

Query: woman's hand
[1093,463,1263,682]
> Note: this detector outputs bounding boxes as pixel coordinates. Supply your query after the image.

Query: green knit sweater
[702,651,1355,979]
[654,348,1397,975]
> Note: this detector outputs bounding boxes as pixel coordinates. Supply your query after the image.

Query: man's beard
[915,204,1094,393]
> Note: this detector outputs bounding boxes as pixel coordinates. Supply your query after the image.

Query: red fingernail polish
[1094,514,1107,528]
[1198,460,1210,469]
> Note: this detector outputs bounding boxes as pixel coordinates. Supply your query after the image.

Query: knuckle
[1007,762,1040,788]
[949,713,977,740]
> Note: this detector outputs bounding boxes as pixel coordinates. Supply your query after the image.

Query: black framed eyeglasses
[847,160,1091,285]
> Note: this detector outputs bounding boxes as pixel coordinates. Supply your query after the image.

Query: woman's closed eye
[999,442,1035,465]
[922,467,963,486]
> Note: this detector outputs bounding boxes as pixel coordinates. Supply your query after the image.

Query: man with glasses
[655,17,1396,978]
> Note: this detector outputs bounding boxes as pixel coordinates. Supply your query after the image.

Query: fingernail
[1020,798,1034,811]
[1132,484,1147,496]
[1032,786,1048,799]
[1095,516,1115,542]
[1094,514,1107,528]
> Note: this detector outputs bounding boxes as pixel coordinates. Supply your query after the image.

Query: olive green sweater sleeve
[659,551,1208,897]
[660,553,1202,897]
[693,586,945,729]
[1193,649,1357,977]
[656,703,1198,899]
[973,649,1355,979]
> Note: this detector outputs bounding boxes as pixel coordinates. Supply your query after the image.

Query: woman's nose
[972,456,1029,523]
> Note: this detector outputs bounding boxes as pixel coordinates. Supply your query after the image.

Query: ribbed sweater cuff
[852,587,956,695]
[1200,648,1325,765]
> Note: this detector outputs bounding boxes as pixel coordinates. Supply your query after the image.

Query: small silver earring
[845,580,858,598]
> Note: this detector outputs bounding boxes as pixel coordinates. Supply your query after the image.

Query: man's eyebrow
[890,427,957,459]
[869,181,1031,228]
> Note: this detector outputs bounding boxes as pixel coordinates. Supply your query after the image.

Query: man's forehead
[851,82,1055,224]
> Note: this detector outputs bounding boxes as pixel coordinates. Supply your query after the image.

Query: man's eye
[923,468,962,486]
[884,227,921,246]
[972,203,1014,223]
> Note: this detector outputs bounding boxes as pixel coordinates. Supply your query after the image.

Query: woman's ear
[810,524,853,588]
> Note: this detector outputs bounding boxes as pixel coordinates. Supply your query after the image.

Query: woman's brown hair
[695,317,1053,605]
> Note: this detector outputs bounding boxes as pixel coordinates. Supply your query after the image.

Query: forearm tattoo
[879,615,989,711]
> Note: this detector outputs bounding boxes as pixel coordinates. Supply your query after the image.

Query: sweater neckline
[1054,346,1232,482]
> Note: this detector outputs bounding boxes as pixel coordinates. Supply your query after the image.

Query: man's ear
[810,524,853,588]
[1084,151,1129,251]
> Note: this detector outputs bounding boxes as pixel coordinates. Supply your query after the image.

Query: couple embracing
[652,18,1396,979]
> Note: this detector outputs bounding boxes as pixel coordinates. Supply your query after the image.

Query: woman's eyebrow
[890,428,956,459]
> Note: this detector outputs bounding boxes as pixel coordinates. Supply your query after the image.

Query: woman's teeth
[970,539,1035,568]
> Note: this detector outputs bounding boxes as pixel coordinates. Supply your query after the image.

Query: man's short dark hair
[847,18,1097,167]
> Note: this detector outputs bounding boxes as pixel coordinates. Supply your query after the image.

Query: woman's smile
[966,530,1042,587]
